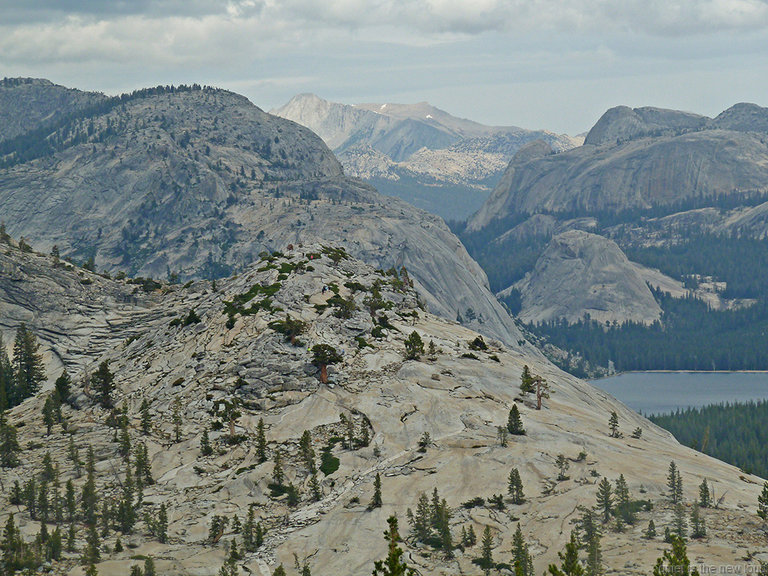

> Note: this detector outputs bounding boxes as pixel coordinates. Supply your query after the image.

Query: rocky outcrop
[510,230,663,324]
[0,81,526,348]
[1,242,766,576]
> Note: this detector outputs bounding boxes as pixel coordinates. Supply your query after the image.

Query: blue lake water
[590,372,768,415]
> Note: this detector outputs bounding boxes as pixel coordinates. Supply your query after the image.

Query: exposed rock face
[467,103,768,231]
[272,94,581,220]
[1,242,765,576]
[510,230,663,324]
[0,81,526,348]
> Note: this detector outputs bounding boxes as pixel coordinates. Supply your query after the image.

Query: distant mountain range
[271,94,581,221]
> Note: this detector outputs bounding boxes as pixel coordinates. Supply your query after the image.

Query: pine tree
[673,502,688,539]
[758,482,768,521]
[299,430,316,474]
[548,531,584,576]
[370,472,383,509]
[12,323,46,403]
[54,370,72,406]
[690,504,706,539]
[520,365,534,394]
[272,448,284,487]
[644,519,657,539]
[403,331,425,360]
[608,411,619,437]
[534,375,550,410]
[511,523,533,576]
[668,461,682,504]
[140,399,152,435]
[309,473,322,502]
[653,535,700,576]
[508,468,525,504]
[311,344,342,383]
[576,507,602,576]
[481,525,494,576]
[256,418,268,462]
[81,446,98,526]
[200,429,213,456]
[408,493,432,542]
[698,479,711,508]
[372,516,416,576]
[43,395,56,435]
[92,361,114,409]
[596,477,613,523]
[556,454,570,481]
[614,474,636,525]
[507,404,525,435]
[157,503,168,543]
[0,410,21,468]
[0,335,11,412]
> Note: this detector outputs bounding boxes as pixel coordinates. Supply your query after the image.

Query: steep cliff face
[1,241,765,576]
[0,81,526,348]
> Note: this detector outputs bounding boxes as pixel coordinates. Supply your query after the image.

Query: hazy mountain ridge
[272,94,582,220]
[1,239,766,576]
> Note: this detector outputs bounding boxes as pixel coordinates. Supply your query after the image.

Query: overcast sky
[2,0,767,134]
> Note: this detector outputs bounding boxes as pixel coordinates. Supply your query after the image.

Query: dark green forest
[650,401,768,479]
[530,288,768,372]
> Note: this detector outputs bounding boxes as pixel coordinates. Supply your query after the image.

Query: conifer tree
[690,504,706,539]
[608,411,619,437]
[92,361,114,409]
[556,455,570,481]
[43,395,56,435]
[140,399,152,435]
[309,473,322,502]
[698,480,711,508]
[668,461,683,504]
[548,531,584,576]
[0,410,21,468]
[508,468,525,504]
[507,404,525,435]
[511,523,534,576]
[172,398,183,442]
[272,448,284,487]
[534,375,550,410]
[481,525,494,576]
[200,429,213,456]
[256,418,268,462]
[299,430,316,474]
[576,507,602,576]
[0,334,12,412]
[404,331,425,360]
[653,536,700,576]
[758,482,768,521]
[673,502,688,539]
[596,477,613,523]
[54,370,72,406]
[311,344,342,383]
[520,365,534,394]
[12,324,46,403]
[372,516,416,576]
[157,503,168,543]
[644,519,657,539]
[370,472,383,509]
[81,447,98,526]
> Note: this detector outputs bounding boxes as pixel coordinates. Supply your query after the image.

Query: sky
[1,0,768,134]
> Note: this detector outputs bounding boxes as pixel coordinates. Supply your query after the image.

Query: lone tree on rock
[403,331,424,361]
[520,365,535,394]
[608,411,620,437]
[507,404,525,435]
[312,344,342,384]
[92,361,115,409]
[534,375,550,410]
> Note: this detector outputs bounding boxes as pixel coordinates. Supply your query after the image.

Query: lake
[590,371,768,415]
